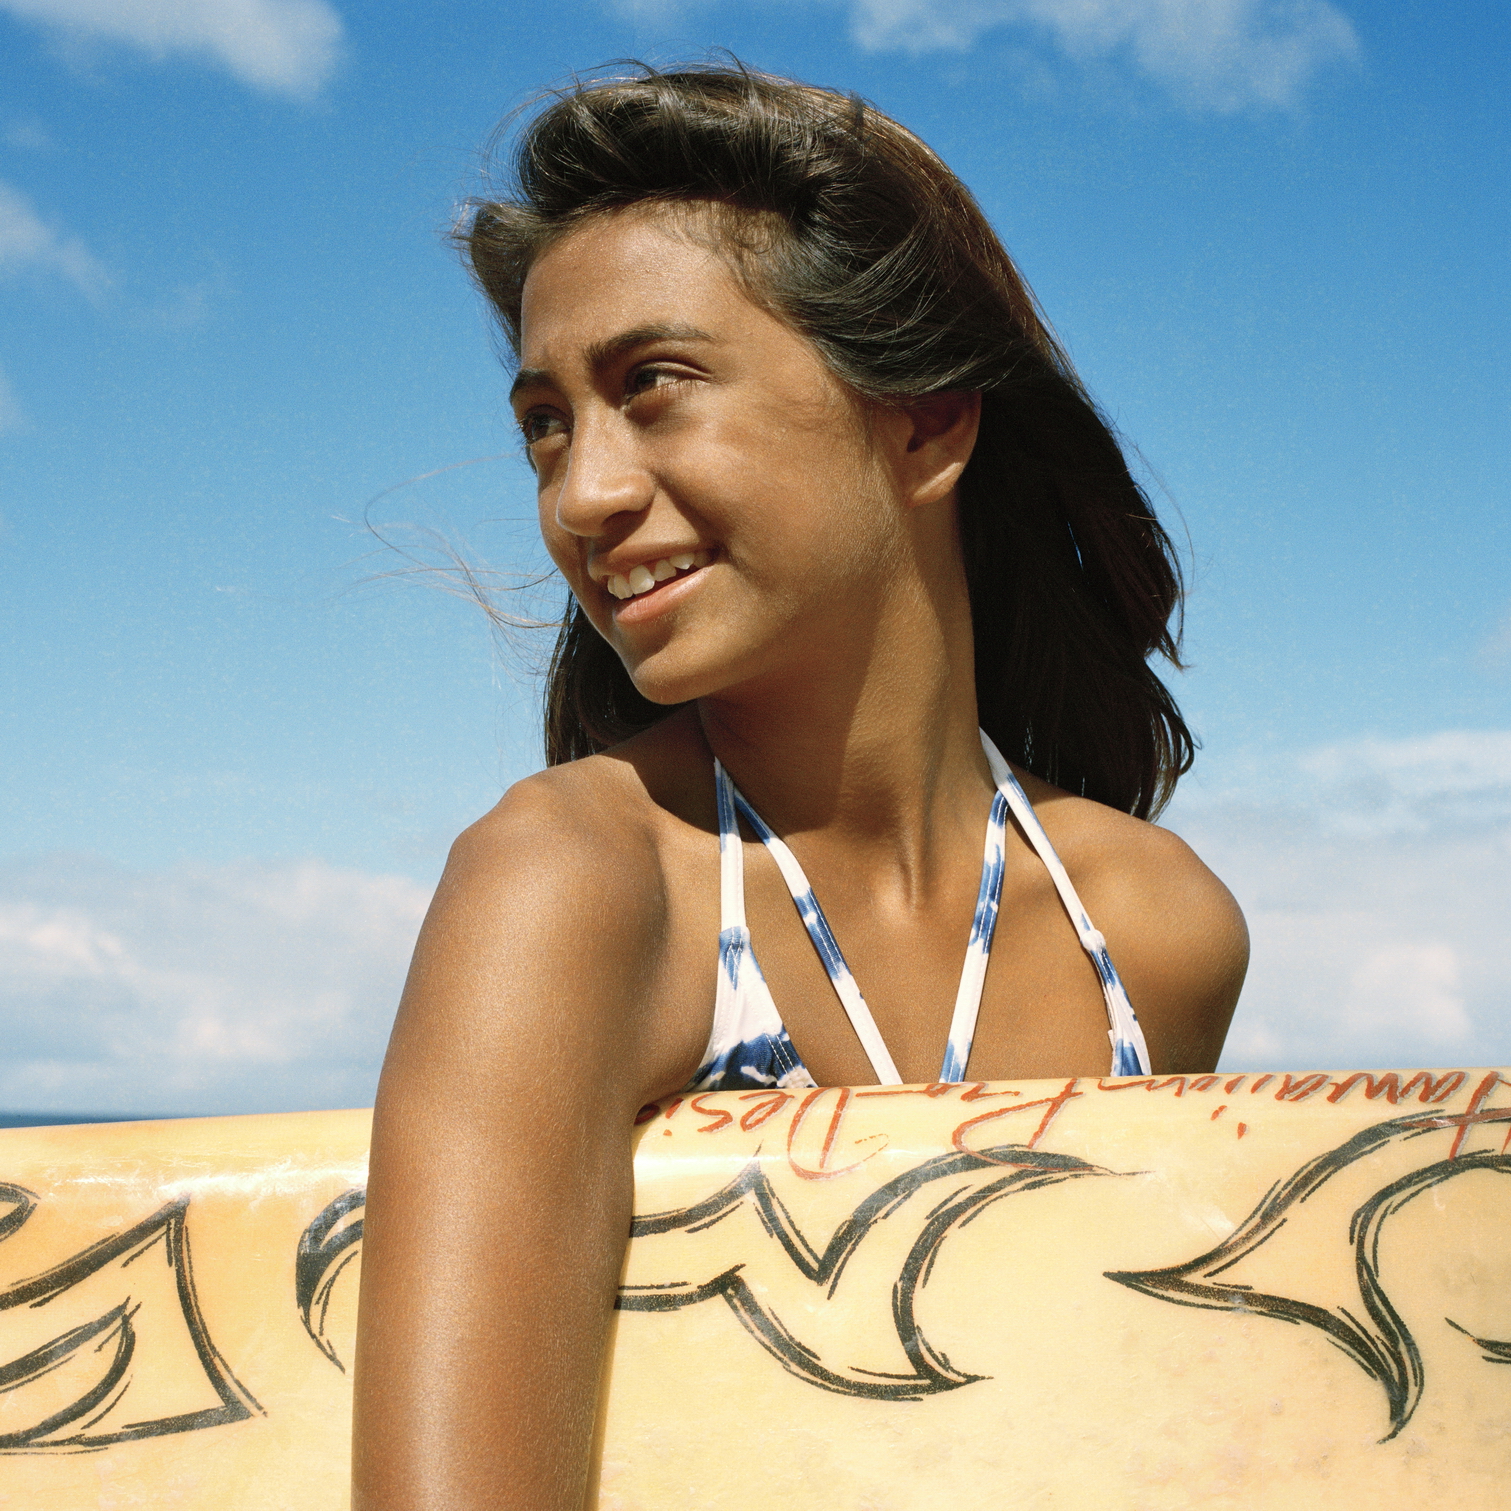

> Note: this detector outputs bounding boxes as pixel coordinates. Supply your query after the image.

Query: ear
[895,391,981,509]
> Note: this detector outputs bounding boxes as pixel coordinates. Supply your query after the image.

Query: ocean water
[0,1112,196,1128]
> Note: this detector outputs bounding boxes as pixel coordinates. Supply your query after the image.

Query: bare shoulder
[387,747,692,1114]
[440,713,713,932]
[447,706,712,889]
[1020,778,1244,936]
[1018,773,1249,1073]
[447,751,663,904]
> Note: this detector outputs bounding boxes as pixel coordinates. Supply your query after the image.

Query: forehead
[518,207,761,365]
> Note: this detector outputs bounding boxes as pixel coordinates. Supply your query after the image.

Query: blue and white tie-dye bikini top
[685,729,1152,1092]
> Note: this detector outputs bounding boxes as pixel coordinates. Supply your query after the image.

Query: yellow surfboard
[3,1067,1510,1508]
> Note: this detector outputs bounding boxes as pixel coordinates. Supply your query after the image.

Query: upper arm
[352,776,673,1510]
[382,779,670,1103]
[376,775,673,1164]
[1104,825,1249,1074]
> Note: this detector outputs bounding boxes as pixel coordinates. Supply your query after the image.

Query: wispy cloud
[1165,729,1511,1071]
[849,0,1358,110]
[1481,609,1511,673]
[0,0,343,99]
[4,119,56,151]
[0,364,27,433]
[131,274,221,331]
[0,177,112,301]
[0,854,427,1115]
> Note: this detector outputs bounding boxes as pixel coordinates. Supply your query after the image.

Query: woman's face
[513,205,918,709]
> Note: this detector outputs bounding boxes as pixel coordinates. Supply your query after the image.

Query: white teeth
[605,551,714,602]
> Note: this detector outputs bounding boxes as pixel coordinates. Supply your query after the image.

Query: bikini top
[684,729,1152,1092]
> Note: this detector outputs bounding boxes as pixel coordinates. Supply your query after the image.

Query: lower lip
[609,564,710,627]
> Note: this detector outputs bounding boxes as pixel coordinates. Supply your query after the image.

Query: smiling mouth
[605,550,713,601]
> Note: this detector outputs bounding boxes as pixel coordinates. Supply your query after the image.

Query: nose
[550,416,655,539]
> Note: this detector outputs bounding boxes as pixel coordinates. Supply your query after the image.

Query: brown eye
[520,412,566,445]
[627,364,678,396]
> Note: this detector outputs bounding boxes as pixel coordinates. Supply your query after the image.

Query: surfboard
[3,1067,1510,1508]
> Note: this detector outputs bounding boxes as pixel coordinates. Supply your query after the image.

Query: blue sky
[1,0,1507,1114]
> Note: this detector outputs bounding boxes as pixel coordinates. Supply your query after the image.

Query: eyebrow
[509,323,718,403]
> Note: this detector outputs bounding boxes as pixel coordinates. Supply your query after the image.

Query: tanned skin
[352,205,1249,1511]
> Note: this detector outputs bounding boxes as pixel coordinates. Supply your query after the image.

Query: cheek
[729,463,895,593]
[681,412,887,565]
[536,511,611,635]
[537,499,580,581]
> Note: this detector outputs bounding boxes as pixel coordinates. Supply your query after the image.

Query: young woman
[352,63,1248,1511]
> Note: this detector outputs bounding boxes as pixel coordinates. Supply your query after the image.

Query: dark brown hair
[460,61,1194,818]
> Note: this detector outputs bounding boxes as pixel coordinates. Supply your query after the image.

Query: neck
[695,520,992,884]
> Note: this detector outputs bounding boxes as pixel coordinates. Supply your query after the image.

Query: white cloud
[848,0,1358,110]
[1298,729,1511,835]
[1342,943,1469,1044]
[0,854,428,1115]
[0,177,111,301]
[3,727,1504,1120]
[1164,729,1511,1071]
[0,0,342,99]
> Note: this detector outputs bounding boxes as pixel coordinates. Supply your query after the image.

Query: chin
[624,640,752,709]
[627,665,718,709]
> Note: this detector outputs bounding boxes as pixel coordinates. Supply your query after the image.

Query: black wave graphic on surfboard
[0,1183,262,1452]
[1106,1104,1511,1441]
[296,1187,364,1372]
[618,1144,1117,1400]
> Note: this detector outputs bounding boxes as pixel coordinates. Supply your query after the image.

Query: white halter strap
[978,732,1151,1075]
[715,729,1151,1084]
